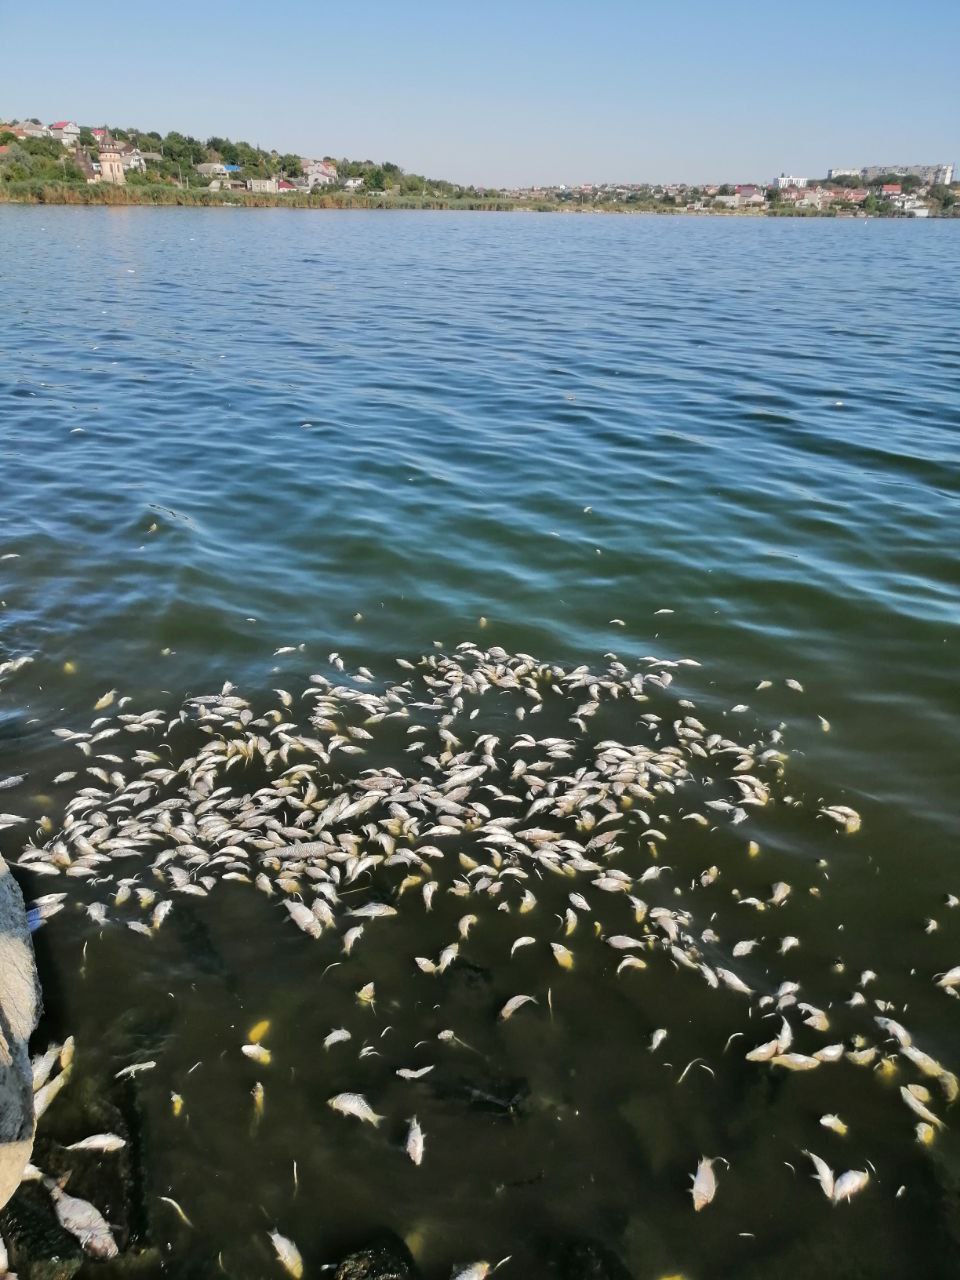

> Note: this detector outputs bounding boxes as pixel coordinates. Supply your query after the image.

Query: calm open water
[1,207,959,1278]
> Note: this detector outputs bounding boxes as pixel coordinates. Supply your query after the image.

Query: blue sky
[4,0,958,185]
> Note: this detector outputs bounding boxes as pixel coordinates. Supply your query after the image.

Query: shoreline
[0,182,951,218]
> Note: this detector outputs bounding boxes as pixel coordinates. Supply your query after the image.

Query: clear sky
[3,0,958,186]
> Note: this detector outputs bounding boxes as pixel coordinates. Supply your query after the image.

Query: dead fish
[716,968,752,996]
[900,1085,943,1130]
[347,902,398,920]
[805,1150,835,1200]
[34,1067,72,1118]
[820,1114,848,1136]
[397,1065,434,1080]
[327,1092,383,1126]
[499,994,537,1020]
[772,1053,820,1072]
[405,1115,425,1165]
[46,1181,118,1258]
[324,1028,352,1050]
[690,1156,720,1211]
[342,925,364,955]
[66,1133,126,1153]
[832,1169,870,1204]
[511,936,536,956]
[283,900,323,938]
[114,1060,156,1080]
[550,942,574,970]
[31,1044,62,1092]
[242,1044,272,1066]
[268,1229,304,1278]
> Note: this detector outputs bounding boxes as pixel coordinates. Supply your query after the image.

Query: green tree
[278,153,302,177]
[366,166,386,190]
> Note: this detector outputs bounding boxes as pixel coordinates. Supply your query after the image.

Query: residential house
[343,177,363,191]
[98,144,126,185]
[299,159,338,189]
[196,162,228,177]
[829,187,868,205]
[49,121,80,147]
[880,183,902,197]
[91,128,110,145]
[15,121,52,138]
[892,193,930,217]
[277,179,297,193]
[246,177,278,193]
[116,143,146,172]
[797,187,829,211]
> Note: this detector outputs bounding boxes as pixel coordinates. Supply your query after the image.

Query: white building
[48,120,80,147]
[773,174,808,189]
[247,177,278,193]
[827,168,860,180]
[119,146,146,173]
[300,159,338,188]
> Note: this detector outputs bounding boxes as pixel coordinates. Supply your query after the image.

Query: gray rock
[0,855,40,1209]
[335,1232,419,1280]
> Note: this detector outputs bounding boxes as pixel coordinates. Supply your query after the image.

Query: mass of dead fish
[3,641,956,1274]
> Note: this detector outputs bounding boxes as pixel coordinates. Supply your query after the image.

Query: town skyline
[2,114,955,195]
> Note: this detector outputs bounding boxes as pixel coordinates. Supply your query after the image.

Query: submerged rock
[335,1232,420,1280]
[553,1237,634,1280]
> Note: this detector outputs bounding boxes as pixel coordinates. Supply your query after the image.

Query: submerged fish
[327,1092,383,1126]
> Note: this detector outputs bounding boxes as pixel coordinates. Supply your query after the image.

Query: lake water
[1,207,959,1279]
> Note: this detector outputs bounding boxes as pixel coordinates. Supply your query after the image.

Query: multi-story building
[49,121,80,147]
[861,164,954,184]
[773,174,808,189]
[300,159,338,189]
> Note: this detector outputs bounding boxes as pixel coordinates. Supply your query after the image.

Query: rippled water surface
[1,208,959,1279]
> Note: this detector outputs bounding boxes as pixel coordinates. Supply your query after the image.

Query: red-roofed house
[881,183,902,196]
[277,179,297,193]
[49,121,80,147]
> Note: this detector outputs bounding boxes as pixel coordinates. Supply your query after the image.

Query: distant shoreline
[1,183,948,219]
